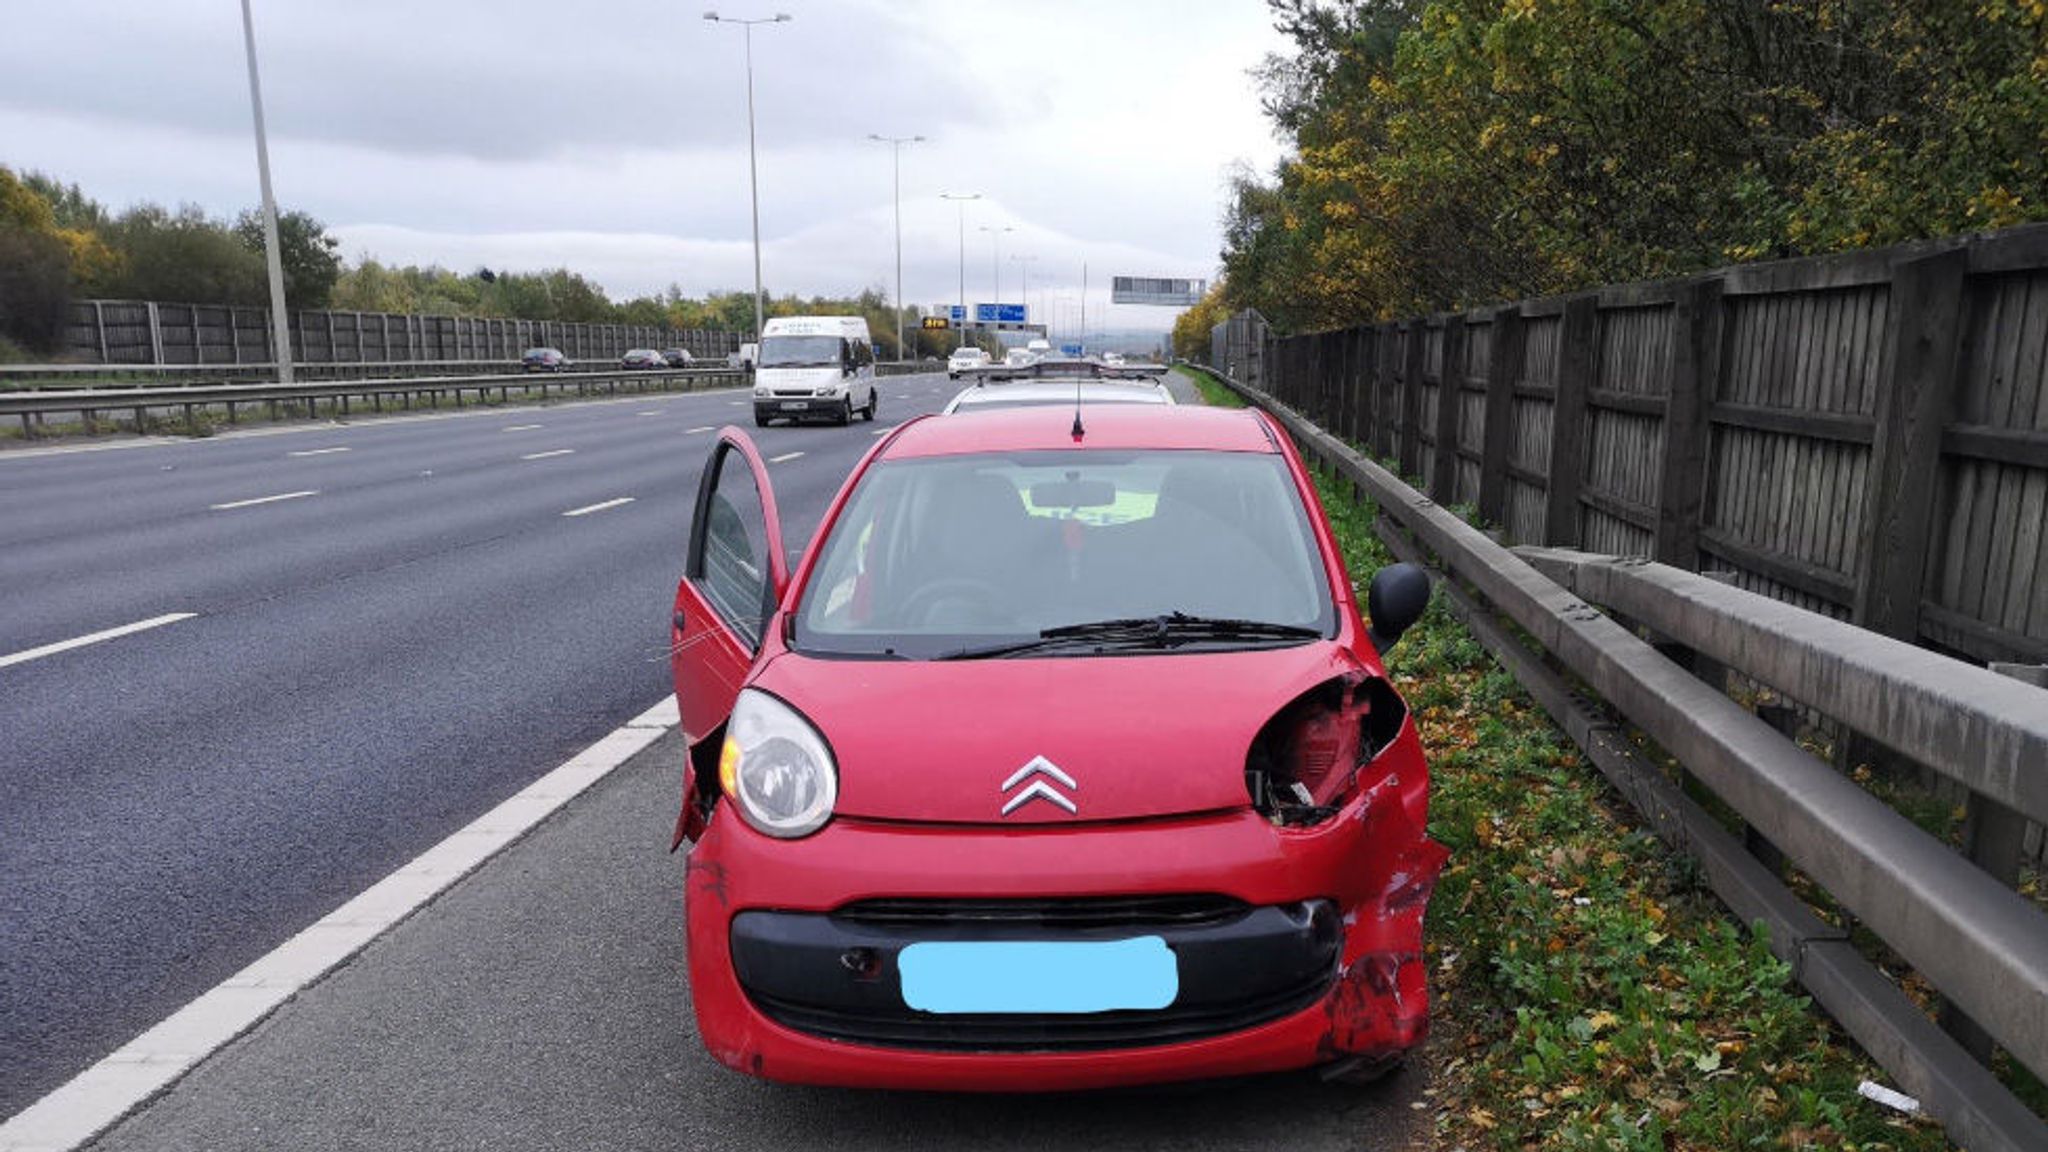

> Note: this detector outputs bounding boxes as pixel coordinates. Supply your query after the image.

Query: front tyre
[1318,1053,1406,1086]
[862,389,877,421]
[834,398,852,426]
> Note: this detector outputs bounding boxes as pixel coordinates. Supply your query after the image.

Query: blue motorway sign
[1061,343,1083,357]
[948,305,967,323]
[974,303,1028,324]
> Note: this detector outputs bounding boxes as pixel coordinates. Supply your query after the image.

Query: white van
[753,317,878,426]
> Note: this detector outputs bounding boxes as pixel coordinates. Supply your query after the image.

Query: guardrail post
[1479,305,1521,528]
[1399,321,1425,479]
[1433,315,1466,501]
[1545,295,1598,546]
[1939,660,2046,1061]
[1655,277,1724,570]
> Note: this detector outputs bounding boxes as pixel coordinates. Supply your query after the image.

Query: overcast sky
[0,0,1290,334]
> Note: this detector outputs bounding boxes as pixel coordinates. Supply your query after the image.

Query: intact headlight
[754,386,770,398]
[718,689,837,838]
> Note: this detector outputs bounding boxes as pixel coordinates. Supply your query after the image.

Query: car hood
[751,642,1369,825]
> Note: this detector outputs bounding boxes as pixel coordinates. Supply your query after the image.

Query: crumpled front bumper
[681,738,1446,1091]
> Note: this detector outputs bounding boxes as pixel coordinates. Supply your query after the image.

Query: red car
[668,404,1444,1091]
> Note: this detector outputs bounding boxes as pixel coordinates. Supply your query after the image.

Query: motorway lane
[84,730,1428,1152]
[0,373,966,1119]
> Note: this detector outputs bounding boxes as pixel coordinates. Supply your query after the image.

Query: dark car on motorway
[521,347,571,372]
[662,348,695,367]
[621,349,668,369]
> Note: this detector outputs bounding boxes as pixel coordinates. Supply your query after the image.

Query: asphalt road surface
[81,728,1427,1152]
[0,375,961,1118]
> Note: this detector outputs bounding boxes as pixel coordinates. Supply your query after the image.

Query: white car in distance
[947,347,989,379]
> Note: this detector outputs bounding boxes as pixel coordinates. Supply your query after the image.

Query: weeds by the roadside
[1311,470,1955,1152]
[1173,365,1245,408]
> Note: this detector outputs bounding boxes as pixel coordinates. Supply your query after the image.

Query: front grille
[750,972,1329,1052]
[833,893,1249,930]
[734,898,1339,1054]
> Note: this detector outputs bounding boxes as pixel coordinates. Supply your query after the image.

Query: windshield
[761,335,842,368]
[794,450,1333,658]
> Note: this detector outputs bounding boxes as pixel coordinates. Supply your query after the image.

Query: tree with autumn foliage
[1171,279,1233,362]
[1225,0,2048,330]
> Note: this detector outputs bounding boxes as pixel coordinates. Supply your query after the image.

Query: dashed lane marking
[0,613,198,671]
[520,449,576,461]
[768,451,805,464]
[210,490,316,511]
[286,447,349,458]
[562,497,635,517]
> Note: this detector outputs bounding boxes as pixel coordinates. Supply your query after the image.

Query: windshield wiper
[931,613,1322,660]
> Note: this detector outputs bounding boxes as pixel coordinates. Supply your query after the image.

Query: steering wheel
[901,577,1007,627]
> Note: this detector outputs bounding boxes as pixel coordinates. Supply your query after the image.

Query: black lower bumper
[730,896,1340,1052]
[755,398,840,420]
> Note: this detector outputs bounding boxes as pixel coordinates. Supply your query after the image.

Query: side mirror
[1366,563,1431,653]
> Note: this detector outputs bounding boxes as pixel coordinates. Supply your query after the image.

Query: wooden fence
[61,300,743,368]
[1226,223,2048,671]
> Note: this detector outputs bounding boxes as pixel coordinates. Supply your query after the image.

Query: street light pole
[978,224,1013,334]
[238,0,292,384]
[939,192,979,351]
[1010,253,1038,329]
[868,134,923,360]
[705,11,792,341]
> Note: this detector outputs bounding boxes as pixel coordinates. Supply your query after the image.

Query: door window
[693,446,771,649]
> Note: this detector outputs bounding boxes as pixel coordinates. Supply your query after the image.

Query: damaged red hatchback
[669,403,1446,1091]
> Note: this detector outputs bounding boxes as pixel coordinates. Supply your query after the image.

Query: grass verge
[1174,364,1245,408]
[1178,363,1956,1148]
[1313,470,1955,1151]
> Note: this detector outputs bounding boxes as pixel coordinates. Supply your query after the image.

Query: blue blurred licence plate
[898,937,1177,1014]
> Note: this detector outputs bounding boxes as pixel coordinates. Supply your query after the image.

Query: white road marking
[684,426,714,434]
[727,401,744,406]
[0,613,198,671]
[286,447,349,458]
[0,695,681,1152]
[871,429,890,436]
[520,449,575,461]
[637,410,662,416]
[562,497,634,517]
[501,424,543,432]
[210,490,316,511]
[767,451,805,464]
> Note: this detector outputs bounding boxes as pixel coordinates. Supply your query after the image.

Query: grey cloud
[0,0,1000,162]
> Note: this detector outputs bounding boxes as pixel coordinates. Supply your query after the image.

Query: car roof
[882,403,1276,459]
[944,381,1171,412]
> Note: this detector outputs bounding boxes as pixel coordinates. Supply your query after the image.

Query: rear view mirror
[1366,563,1431,653]
[1030,479,1116,509]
